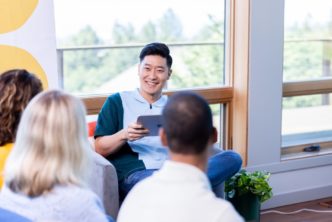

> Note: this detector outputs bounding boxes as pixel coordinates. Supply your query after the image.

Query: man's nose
[149,69,157,78]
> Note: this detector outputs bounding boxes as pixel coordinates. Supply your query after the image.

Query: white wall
[0,1,58,88]
[263,165,332,208]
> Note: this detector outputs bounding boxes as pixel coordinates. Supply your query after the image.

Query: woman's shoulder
[0,185,108,222]
[50,185,107,219]
[52,184,99,201]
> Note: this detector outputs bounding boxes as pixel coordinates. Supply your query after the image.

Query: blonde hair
[4,90,92,197]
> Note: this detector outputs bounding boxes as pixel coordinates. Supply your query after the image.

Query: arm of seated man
[95,123,149,156]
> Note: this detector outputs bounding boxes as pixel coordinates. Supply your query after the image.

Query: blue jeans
[106,215,115,222]
[119,150,242,200]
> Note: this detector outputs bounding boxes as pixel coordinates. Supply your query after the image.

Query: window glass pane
[210,104,224,147]
[54,0,225,95]
[282,93,332,147]
[284,0,332,82]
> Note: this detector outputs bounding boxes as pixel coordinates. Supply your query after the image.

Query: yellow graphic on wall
[0,45,48,88]
[0,0,39,34]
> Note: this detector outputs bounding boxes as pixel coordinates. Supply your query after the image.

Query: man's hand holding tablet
[137,115,162,136]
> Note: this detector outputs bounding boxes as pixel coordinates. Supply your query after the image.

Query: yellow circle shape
[0,0,39,34]
[0,45,48,89]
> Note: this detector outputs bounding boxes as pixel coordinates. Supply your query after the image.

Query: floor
[260,197,332,222]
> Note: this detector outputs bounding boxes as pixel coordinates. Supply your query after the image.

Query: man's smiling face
[138,55,171,100]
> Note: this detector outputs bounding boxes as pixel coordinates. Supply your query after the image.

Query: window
[210,104,226,147]
[54,0,233,152]
[282,0,332,158]
[282,94,332,144]
[54,0,226,95]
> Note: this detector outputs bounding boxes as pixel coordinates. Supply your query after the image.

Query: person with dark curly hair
[0,69,43,187]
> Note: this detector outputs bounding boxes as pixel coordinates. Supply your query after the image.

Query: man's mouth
[145,81,158,87]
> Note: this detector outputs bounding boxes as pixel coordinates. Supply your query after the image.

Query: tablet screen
[137,115,162,136]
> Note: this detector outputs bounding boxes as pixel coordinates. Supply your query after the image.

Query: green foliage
[169,15,225,89]
[283,42,322,82]
[61,9,187,94]
[62,26,107,93]
[156,8,183,42]
[178,45,223,88]
[283,94,326,109]
[139,21,157,42]
[283,15,332,108]
[225,169,273,203]
[112,22,136,43]
[60,8,332,103]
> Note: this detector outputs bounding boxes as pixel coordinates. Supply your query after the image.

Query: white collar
[156,160,212,190]
[133,89,167,107]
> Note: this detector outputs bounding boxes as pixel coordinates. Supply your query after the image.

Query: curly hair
[0,69,43,146]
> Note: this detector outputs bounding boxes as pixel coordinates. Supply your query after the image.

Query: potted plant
[225,169,273,222]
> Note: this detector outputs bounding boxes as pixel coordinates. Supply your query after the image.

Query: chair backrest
[88,121,97,137]
[88,152,119,219]
[0,208,32,222]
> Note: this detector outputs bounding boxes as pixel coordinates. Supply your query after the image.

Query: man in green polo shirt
[94,42,242,200]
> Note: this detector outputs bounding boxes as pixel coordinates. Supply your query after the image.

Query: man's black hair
[162,91,213,154]
[139,42,173,68]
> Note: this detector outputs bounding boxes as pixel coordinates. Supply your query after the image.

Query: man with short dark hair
[117,92,244,222]
[94,42,242,200]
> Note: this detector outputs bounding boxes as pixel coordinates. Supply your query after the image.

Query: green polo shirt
[95,93,145,182]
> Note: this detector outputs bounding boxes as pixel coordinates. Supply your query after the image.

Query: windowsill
[246,152,332,175]
[281,130,332,160]
[281,146,332,161]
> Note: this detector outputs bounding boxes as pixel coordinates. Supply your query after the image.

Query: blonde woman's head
[5,90,92,197]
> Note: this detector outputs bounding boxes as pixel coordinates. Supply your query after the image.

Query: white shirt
[117,160,244,222]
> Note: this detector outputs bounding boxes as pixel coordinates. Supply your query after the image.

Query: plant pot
[227,193,261,222]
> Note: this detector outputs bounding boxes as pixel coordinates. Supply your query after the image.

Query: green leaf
[225,169,273,203]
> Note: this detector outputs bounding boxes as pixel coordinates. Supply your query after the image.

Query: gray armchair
[88,152,119,219]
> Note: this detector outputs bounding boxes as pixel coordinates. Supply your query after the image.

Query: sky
[285,0,332,28]
[53,0,332,42]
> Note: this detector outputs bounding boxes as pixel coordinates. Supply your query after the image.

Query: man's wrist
[122,128,129,141]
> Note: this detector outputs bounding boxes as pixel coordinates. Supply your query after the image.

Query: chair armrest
[88,152,119,219]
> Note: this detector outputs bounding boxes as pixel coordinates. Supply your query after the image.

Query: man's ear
[159,128,168,146]
[167,69,172,80]
[211,127,218,144]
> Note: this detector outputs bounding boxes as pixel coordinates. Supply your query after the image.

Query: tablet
[137,115,162,136]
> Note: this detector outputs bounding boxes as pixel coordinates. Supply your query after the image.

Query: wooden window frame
[82,86,233,115]
[283,78,332,97]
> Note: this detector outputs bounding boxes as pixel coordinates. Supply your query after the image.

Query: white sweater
[0,184,109,222]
